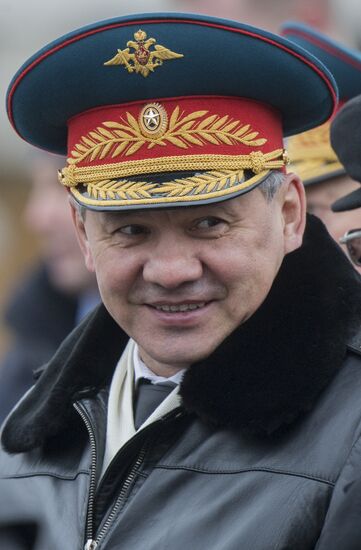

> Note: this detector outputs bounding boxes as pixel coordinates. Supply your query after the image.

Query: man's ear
[69,201,95,272]
[280,173,306,255]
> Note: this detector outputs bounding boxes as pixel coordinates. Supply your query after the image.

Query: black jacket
[1,216,361,550]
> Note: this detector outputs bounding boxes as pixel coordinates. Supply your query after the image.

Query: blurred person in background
[0,153,99,423]
[282,22,361,274]
[331,96,361,270]
[312,94,361,550]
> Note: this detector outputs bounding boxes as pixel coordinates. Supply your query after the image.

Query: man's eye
[195,217,223,229]
[117,225,148,235]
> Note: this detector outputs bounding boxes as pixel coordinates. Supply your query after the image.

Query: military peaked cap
[7,13,337,210]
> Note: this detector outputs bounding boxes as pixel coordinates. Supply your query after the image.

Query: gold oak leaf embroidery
[85,171,245,201]
[68,108,267,165]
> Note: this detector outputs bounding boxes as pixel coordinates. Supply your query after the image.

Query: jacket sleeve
[316,431,361,550]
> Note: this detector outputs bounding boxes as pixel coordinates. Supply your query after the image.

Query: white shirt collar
[101,339,183,477]
[133,343,186,386]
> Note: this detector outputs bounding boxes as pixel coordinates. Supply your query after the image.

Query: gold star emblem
[143,107,161,131]
[139,103,168,138]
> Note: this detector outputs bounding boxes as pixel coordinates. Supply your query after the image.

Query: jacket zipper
[93,444,147,547]
[74,402,183,550]
[73,402,98,550]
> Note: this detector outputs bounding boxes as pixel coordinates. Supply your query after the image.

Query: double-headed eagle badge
[104,29,184,77]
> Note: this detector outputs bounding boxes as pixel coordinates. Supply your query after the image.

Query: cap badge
[104,29,184,77]
[139,103,168,138]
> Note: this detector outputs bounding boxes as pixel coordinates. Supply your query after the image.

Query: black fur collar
[2,216,361,453]
[181,215,361,434]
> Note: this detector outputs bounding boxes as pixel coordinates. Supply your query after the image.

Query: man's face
[306,175,361,274]
[73,175,304,372]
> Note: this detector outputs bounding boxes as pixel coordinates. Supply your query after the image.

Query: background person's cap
[7,13,337,211]
[330,95,361,211]
[281,21,361,187]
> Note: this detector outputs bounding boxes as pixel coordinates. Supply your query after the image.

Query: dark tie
[133,378,177,430]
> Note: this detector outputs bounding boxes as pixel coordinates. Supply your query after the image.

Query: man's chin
[139,343,219,371]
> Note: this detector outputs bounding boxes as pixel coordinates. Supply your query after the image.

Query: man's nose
[142,238,203,289]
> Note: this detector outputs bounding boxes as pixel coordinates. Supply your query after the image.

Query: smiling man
[74,180,296,375]
[1,13,361,550]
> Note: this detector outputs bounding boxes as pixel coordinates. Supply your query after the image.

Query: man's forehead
[100,196,231,220]
[93,194,251,225]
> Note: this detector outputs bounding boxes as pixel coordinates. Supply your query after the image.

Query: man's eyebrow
[98,201,240,226]
[193,201,240,217]
[99,211,143,224]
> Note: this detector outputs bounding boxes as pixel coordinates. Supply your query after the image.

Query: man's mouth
[152,302,207,313]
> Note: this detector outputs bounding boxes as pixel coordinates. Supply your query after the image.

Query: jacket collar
[2,215,361,453]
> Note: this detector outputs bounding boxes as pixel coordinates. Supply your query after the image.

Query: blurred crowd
[0,154,99,420]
